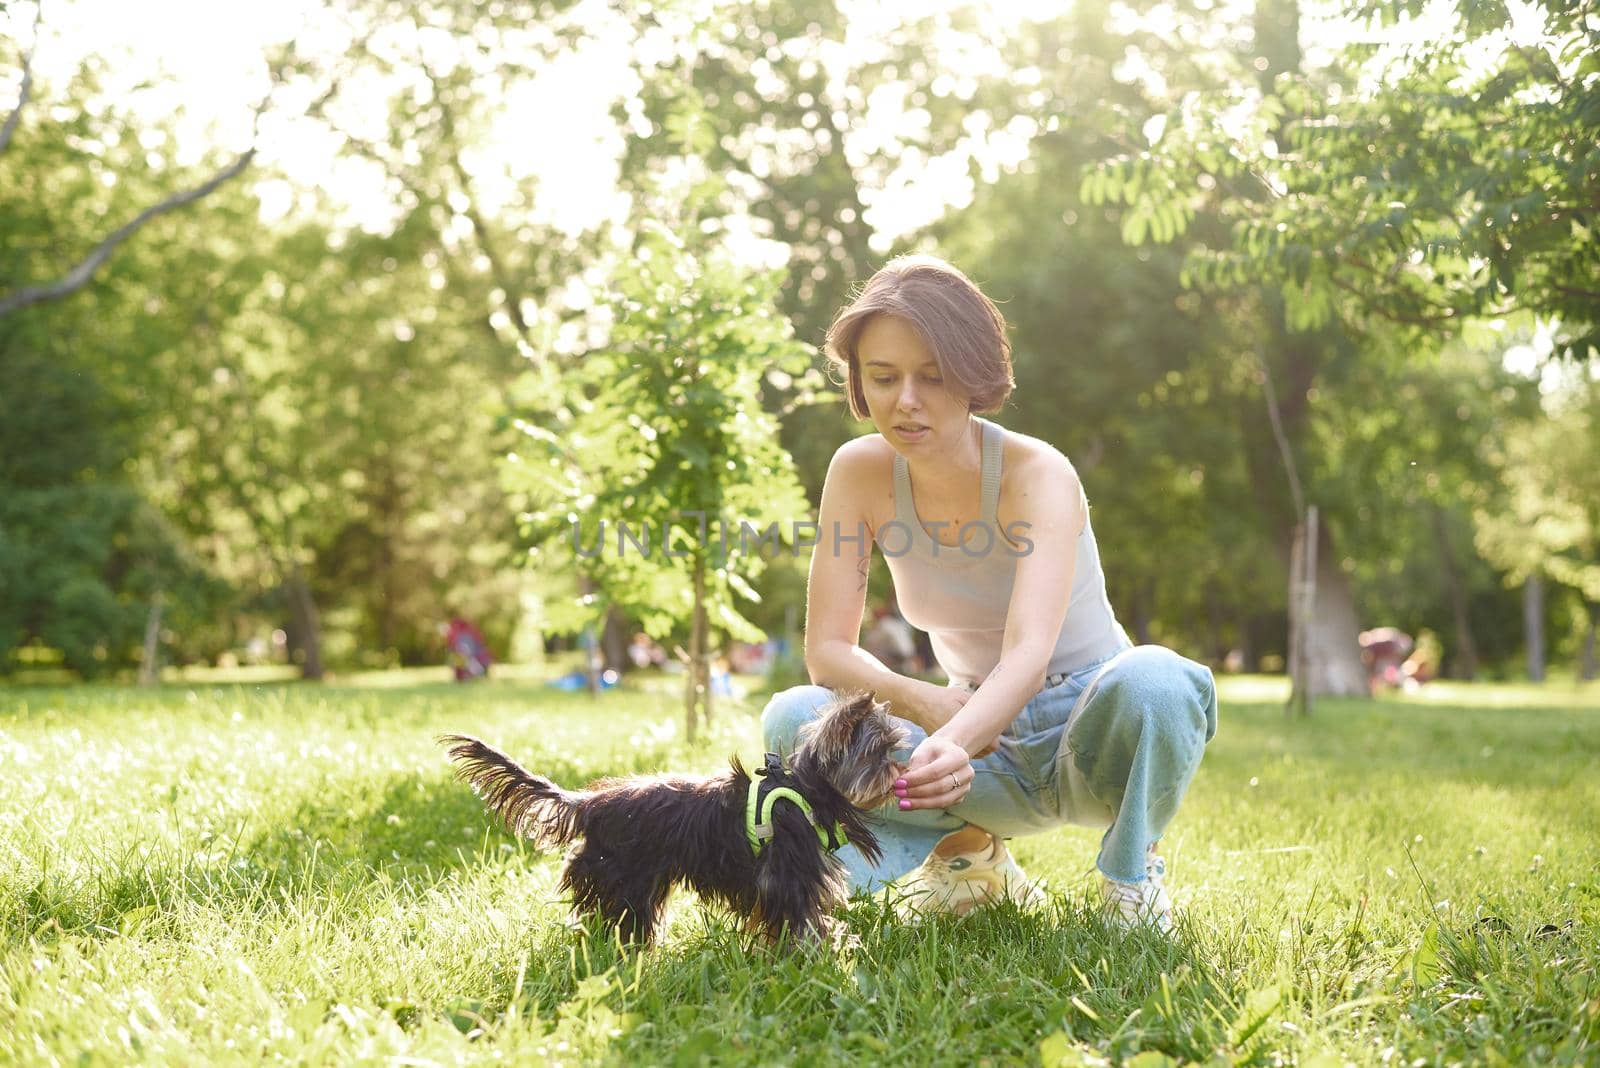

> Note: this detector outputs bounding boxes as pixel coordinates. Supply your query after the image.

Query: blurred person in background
[445,616,493,682]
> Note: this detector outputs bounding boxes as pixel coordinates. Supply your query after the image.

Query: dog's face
[794,692,909,808]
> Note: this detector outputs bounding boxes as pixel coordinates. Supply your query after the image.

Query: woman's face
[857,314,971,458]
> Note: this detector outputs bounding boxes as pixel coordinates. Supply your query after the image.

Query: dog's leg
[562,844,670,946]
[751,842,843,947]
[608,874,671,946]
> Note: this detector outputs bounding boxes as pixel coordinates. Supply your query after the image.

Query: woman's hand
[893,734,977,811]
[891,680,999,759]
[893,679,971,734]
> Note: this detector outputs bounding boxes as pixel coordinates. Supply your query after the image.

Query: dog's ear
[797,691,884,765]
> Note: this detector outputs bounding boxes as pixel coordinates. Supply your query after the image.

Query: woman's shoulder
[828,432,898,476]
[993,422,1086,535]
[821,433,897,512]
[994,423,1078,484]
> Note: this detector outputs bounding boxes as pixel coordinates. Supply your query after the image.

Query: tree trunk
[1288,508,1318,716]
[1429,503,1479,679]
[602,605,630,674]
[138,591,164,686]
[696,554,713,726]
[582,628,602,696]
[1204,579,1227,665]
[1236,615,1256,673]
[1249,346,1367,702]
[1243,0,1368,700]
[375,469,400,656]
[1524,574,1545,682]
[684,555,708,742]
[576,573,602,695]
[285,569,325,680]
[1305,519,1368,698]
[1581,603,1597,682]
[1129,581,1152,646]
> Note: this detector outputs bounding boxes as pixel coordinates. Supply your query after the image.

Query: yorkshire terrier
[440,691,907,946]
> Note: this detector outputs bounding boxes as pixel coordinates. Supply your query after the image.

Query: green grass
[1,674,1596,1066]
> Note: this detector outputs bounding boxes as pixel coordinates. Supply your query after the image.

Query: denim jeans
[761,644,1218,891]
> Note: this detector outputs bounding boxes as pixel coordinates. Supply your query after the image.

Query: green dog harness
[745,753,848,857]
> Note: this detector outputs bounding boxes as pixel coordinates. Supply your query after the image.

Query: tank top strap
[891,420,1003,531]
[892,452,915,523]
[979,418,1003,524]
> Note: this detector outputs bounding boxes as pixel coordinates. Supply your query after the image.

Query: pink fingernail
[894,779,907,788]
[898,799,911,810]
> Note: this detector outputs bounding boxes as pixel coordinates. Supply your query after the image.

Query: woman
[762,255,1218,928]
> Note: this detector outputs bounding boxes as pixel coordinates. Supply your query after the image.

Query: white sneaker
[1101,846,1174,933]
[898,835,1047,916]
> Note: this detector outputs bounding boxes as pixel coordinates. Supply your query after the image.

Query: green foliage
[1089,0,1600,357]
[152,203,535,668]
[0,75,222,675]
[1037,0,1600,674]
[2,677,1597,1063]
[511,220,812,647]
[1311,328,1536,668]
[1476,369,1600,601]
[8,0,1595,683]
[614,0,1044,496]
[0,485,166,677]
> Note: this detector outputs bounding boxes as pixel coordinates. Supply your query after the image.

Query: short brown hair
[824,255,1014,420]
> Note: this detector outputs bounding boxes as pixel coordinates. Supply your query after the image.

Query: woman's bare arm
[802,440,955,727]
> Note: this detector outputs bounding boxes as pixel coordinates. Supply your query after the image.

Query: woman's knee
[760,684,835,752]
[1067,648,1216,816]
[1085,646,1218,749]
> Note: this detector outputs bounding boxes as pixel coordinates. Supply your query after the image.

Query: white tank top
[876,418,1129,686]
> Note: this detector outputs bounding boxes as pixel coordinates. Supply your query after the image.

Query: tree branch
[0,29,333,322]
[418,57,540,353]
[0,0,43,157]
[1551,282,1600,301]
[0,145,257,318]
[1257,345,1306,520]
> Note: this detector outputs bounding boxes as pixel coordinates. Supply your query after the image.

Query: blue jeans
[761,645,1218,891]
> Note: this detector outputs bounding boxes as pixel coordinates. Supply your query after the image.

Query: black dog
[440,692,907,946]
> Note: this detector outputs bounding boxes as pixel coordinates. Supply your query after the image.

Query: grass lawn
[1,673,1597,1066]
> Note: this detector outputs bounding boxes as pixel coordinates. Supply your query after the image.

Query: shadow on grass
[7,766,570,947]
[5,715,755,951]
[435,894,1245,1066]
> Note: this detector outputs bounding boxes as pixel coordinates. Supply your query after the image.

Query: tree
[1475,364,1600,679]
[1080,0,1491,699]
[1083,0,1600,690]
[1089,0,1600,357]
[509,199,813,738]
[137,196,528,677]
[0,342,198,676]
[0,41,255,676]
[615,0,1058,497]
[927,0,1290,665]
[0,1,301,322]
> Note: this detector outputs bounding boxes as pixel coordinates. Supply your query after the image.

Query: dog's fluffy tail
[438,734,583,847]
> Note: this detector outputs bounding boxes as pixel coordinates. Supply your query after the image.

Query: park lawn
[0,675,1596,1067]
